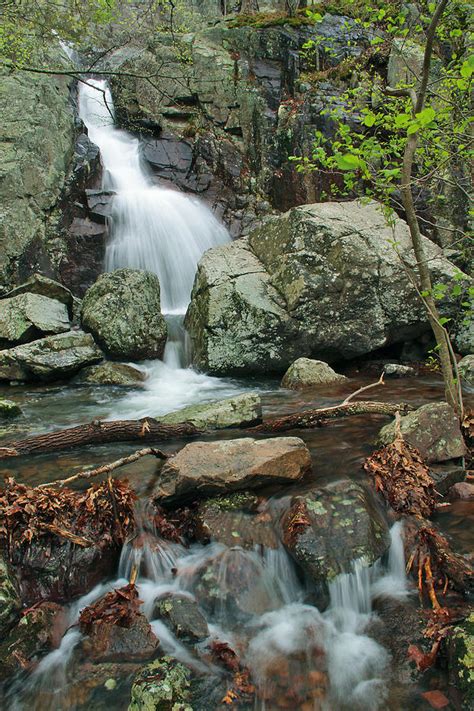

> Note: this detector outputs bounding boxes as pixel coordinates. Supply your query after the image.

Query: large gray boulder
[0,330,103,382]
[4,274,75,313]
[153,436,311,504]
[0,293,70,348]
[160,392,262,428]
[72,361,146,387]
[81,269,167,360]
[378,402,466,463]
[186,201,467,374]
[281,358,347,389]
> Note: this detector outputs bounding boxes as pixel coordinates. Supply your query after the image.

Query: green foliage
[228,11,315,29]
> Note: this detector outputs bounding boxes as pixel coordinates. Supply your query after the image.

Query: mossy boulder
[128,656,193,711]
[81,269,167,361]
[73,361,146,387]
[448,612,474,709]
[4,274,75,314]
[161,392,262,428]
[378,402,466,463]
[0,399,22,418]
[459,354,474,385]
[0,292,70,347]
[0,556,21,637]
[281,358,347,389]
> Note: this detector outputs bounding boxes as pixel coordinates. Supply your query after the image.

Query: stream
[0,74,472,710]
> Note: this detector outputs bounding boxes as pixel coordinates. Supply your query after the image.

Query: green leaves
[407,107,437,135]
[334,153,365,171]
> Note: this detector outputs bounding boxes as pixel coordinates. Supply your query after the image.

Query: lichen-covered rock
[448,612,474,709]
[160,393,262,428]
[459,354,474,385]
[383,363,416,378]
[153,594,209,641]
[153,437,311,504]
[185,239,302,374]
[128,656,193,711]
[73,361,146,387]
[378,402,466,463]
[282,480,390,603]
[0,556,21,636]
[281,358,347,389]
[0,399,21,418]
[0,330,103,382]
[81,269,167,360]
[4,273,74,312]
[0,293,70,347]
[455,320,474,357]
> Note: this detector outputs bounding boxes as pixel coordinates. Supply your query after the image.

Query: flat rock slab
[0,293,70,348]
[153,436,311,504]
[160,392,262,429]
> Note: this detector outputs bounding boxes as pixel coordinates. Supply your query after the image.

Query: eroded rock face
[0,293,70,348]
[81,269,167,360]
[378,402,466,463]
[0,330,103,382]
[73,361,146,387]
[281,358,347,389]
[160,393,262,429]
[282,480,390,602]
[153,437,311,504]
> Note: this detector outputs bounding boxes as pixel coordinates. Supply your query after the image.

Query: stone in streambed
[81,269,167,360]
[282,480,390,604]
[4,273,75,313]
[128,657,192,711]
[458,354,474,385]
[160,392,262,429]
[281,358,347,389]
[0,293,70,348]
[448,482,474,501]
[378,402,466,463]
[447,612,474,709]
[73,361,146,387]
[0,399,21,418]
[0,556,21,637]
[383,363,416,378]
[153,594,209,642]
[0,330,103,382]
[153,437,311,504]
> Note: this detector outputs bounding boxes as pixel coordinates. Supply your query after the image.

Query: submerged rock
[281,358,347,389]
[128,656,193,710]
[282,480,390,603]
[0,399,21,418]
[160,392,262,428]
[0,330,103,382]
[81,269,167,360]
[378,402,466,463]
[0,556,21,636]
[153,594,209,641]
[153,437,311,504]
[0,293,70,347]
[459,354,474,385]
[447,611,474,709]
[73,361,146,387]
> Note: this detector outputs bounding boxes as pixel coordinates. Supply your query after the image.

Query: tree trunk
[240,0,259,13]
[285,0,300,17]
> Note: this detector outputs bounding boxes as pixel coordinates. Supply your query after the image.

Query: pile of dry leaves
[79,584,141,632]
[0,477,136,558]
[210,641,255,706]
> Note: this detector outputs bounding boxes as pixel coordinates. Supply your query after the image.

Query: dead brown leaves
[209,641,255,706]
[364,437,436,518]
[282,500,310,548]
[0,477,137,558]
[79,584,141,632]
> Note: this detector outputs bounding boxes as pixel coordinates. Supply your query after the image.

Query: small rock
[448,482,474,501]
[0,293,70,348]
[153,437,312,504]
[160,393,262,429]
[128,657,192,711]
[81,269,167,360]
[458,354,474,385]
[383,363,416,378]
[378,402,466,463]
[0,399,21,418]
[153,594,209,641]
[430,464,466,496]
[73,361,146,386]
[281,358,347,389]
[0,330,104,382]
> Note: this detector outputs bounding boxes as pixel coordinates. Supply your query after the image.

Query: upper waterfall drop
[77,79,230,315]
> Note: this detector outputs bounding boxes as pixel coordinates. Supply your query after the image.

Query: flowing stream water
[2,76,471,710]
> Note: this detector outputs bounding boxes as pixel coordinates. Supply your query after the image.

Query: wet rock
[448,483,474,501]
[0,601,65,680]
[459,354,474,385]
[282,480,390,602]
[447,611,474,709]
[61,661,140,711]
[185,239,302,375]
[3,273,75,313]
[0,330,103,382]
[81,269,167,360]
[160,392,262,429]
[430,464,466,496]
[378,402,466,463]
[153,437,311,504]
[0,399,21,418]
[455,321,474,357]
[73,361,146,387]
[153,594,209,641]
[281,358,347,389]
[128,656,192,710]
[0,293,70,347]
[383,363,416,378]
[0,556,21,636]
[195,492,279,549]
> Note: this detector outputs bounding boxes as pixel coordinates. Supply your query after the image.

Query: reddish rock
[448,482,474,501]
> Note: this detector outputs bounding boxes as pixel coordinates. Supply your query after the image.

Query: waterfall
[77,78,229,362]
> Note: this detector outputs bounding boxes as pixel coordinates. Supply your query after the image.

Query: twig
[342,373,385,404]
[38,447,168,489]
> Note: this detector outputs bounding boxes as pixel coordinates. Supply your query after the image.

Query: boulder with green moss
[73,361,146,387]
[4,274,75,313]
[458,354,474,385]
[281,358,347,389]
[81,269,167,361]
[0,399,22,418]
[0,293,70,348]
[128,656,193,711]
[161,393,262,428]
[448,612,474,709]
